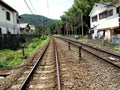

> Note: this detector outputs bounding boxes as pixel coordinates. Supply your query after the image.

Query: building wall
[90,3,107,17]
[90,3,120,41]
[105,30,110,40]
[0,5,20,34]
[90,4,119,30]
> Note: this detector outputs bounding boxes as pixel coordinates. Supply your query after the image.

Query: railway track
[7,41,49,89]
[8,38,57,90]
[8,37,72,90]
[21,38,59,90]
[9,37,82,90]
[56,36,120,69]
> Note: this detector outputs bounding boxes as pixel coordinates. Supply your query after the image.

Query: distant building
[29,25,35,31]
[0,0,20,34]
[20,23,30,34]
[89,1,120,43]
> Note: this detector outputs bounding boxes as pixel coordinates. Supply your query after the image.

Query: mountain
[20,14,59,26]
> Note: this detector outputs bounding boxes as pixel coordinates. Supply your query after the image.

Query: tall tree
[50,0,115,35]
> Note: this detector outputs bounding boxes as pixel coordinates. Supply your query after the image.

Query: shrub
[0,36,48,68]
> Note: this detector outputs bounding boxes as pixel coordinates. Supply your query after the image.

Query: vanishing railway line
[9,38,61,90]
[9,37,75,90]
[56,36,120,69]
[21,38,59,90]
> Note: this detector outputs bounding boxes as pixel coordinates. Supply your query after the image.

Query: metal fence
[0,34,39,50]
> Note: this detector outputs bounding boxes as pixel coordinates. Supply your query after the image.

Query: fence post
[22,44,25,57]
[68,42,71,50]
[79,45,82,59]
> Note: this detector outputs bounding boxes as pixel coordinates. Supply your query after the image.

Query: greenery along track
[0,36,48,68]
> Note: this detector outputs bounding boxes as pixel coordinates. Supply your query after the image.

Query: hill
[20,14,59,26]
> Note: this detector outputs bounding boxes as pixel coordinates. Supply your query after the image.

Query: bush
[0,36,48,68]
[0,49,23,68]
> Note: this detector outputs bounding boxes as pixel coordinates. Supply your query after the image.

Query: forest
[20,14,58,27]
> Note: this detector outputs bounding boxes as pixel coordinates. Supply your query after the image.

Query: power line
[47,0,50,17]
[24,0,37,26]
[24,0,33,14]
[28,0,36,14]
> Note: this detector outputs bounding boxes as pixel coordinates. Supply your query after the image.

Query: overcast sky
[3,0,74,19]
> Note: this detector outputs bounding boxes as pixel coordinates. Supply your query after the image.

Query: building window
[6,11,10,21]
[92,15,98,22]
[107,9,113,17]
[17,19,19,24]
[116,6,120,17]
[0,28,1,34]
[99,11,107,19]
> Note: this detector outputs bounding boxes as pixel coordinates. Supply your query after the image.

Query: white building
[20,23,30,34]
[89,1,120,42]
[29,25,35,30]
[0,0,20,34]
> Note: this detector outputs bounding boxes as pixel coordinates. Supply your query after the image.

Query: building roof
[29,25,35,30]
[106,0,120,7]
[20,23,29,28]
[89,2,112,16]
[96,2,111,5]
[0,0,17,12]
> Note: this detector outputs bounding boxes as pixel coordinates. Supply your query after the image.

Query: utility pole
[66,18,68,35]
[41,17,44,36]
[80,10,84,37]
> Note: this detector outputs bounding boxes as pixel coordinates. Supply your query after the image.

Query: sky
[2,0,74,20]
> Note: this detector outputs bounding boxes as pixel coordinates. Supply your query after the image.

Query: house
[29,25,35,31]
[89,0,120,43]
[0,0,20,34]
[20,23,31,34]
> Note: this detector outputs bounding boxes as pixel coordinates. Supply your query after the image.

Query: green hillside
[20,14,58,26]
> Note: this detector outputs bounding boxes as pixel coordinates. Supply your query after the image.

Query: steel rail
[53,39,61,90]
[19,41,50,90]
[82,48,120,69]
[56,36,120,69]
[58,37,120,57]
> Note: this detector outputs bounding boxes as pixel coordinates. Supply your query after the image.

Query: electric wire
[28,0,36,14]
[24,0,33,14]
[47,0,50,17]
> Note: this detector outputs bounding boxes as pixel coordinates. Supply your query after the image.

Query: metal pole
[22,44,25,57]
[80,10,84,37]
[54,40,61,90]
[79,45,82,59]
[68,42,71,50]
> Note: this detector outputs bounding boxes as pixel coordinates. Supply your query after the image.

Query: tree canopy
[49,0,115,35]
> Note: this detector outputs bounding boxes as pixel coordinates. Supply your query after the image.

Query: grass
[79,36,88,43]
[0,36,49,68]
[25,36,49,56]
[0,50,22,68]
